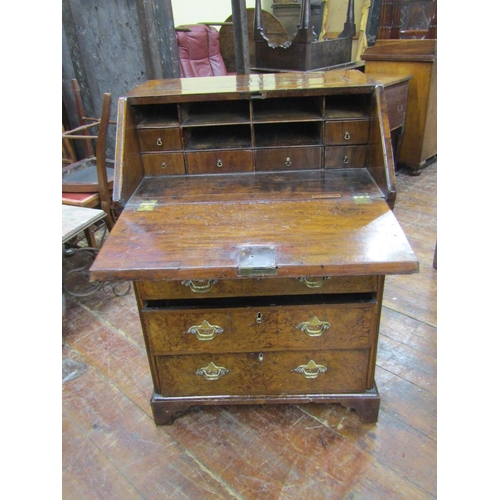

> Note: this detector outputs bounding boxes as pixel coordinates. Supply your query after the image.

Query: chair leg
[84,227,98,248]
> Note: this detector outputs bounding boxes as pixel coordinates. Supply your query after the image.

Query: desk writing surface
[90,170,418,282]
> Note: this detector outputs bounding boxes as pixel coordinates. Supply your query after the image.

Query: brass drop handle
[161,162,167,169]
[292,360,327,379]
[344,131,351,140]
[297,316,331,337]
[284,157,292,167]
[182,279,218,293]
[343,155,350,164]
[156,138,163,146]
[196,361,230,381]
[187,320,223,341]
[298,276,330,288]
[216,159,223,168]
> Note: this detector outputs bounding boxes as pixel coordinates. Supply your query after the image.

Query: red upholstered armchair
[176,24,230,77]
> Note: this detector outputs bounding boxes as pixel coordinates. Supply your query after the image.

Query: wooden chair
[62,84,115,233]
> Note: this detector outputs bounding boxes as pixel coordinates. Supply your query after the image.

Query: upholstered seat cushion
[176,24,229,77]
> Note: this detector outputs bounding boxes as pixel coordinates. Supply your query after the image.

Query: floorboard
[62,160,437,499]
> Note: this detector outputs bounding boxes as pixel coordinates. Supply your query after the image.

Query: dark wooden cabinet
[90,70,418,425]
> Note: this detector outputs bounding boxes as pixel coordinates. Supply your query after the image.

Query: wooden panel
[383,80,409,130]
[325,146,367,168]
[142,300,378,354]
[90,170,418,282]
[156,350,370,396]
[255,146,321,171]
[324,120,370,145]
[142,153,185,175]
[186,150,253,174]
[136,275,379,300]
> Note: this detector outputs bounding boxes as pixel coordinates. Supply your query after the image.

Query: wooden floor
[62,160,437,499]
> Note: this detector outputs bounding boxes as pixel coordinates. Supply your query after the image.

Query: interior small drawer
[136,276,379,300]
[142,153,185,175]
[384,82,409,131]
[255,146,321,171]
[156,349,370,397]
[324,120,369,145]
[325,146,367,169]
[141,298,377,354]
[186,150,253,174]
[137,128,182,152]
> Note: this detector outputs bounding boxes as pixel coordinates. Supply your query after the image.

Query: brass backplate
[237,245,277,276]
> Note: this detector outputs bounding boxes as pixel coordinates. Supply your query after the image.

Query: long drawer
[143,299,377,354]
[156,349,370,396]
[136,276,379,300]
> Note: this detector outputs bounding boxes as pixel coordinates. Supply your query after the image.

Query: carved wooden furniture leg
[151,396,194,425]
[340,386,381,423]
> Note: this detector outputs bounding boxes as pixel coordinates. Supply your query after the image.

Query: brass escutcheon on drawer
[186,320,223,341]
[182,279,218,293]
[297,316,331,337]
[292,360,327,379]
[196,361,230,381]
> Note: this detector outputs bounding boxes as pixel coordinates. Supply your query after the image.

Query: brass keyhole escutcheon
[284,157,292,167]
[256,312,263,324]
[258,352,264,362]
[344,131,351,140]
[156,138,163,146]
[216,159,223,168]
[343,155,349,164]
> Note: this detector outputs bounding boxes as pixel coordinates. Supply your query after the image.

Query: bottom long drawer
[156,350,369,397]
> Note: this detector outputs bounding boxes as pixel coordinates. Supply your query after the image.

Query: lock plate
[237,246,277,276]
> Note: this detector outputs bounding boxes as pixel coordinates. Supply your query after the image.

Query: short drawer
[255,146,321,171]
[142,153,185,175]
[156,349,370,396]
[324,120,369,145]
[325,146,367,169]
[186,150,253,174]
[138,128,182,152]
[136,276,379,300]
[142,299,377,354]
[384,82,408,130]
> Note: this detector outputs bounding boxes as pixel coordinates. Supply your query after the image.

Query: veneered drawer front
[142,301,377,354]
[255,146,321,171]
[325,146,367,168]
[186,150,253,174]
[156,349,370,396]
[384,82,408,130]
[142,153,185,175]
[138,128,182,151]
[136,276,379,300]
[324,120,369,145]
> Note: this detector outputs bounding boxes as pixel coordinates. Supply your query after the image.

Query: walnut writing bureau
[90,70,419,425]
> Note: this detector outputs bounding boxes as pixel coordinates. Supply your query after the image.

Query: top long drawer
[136,276,379,300]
